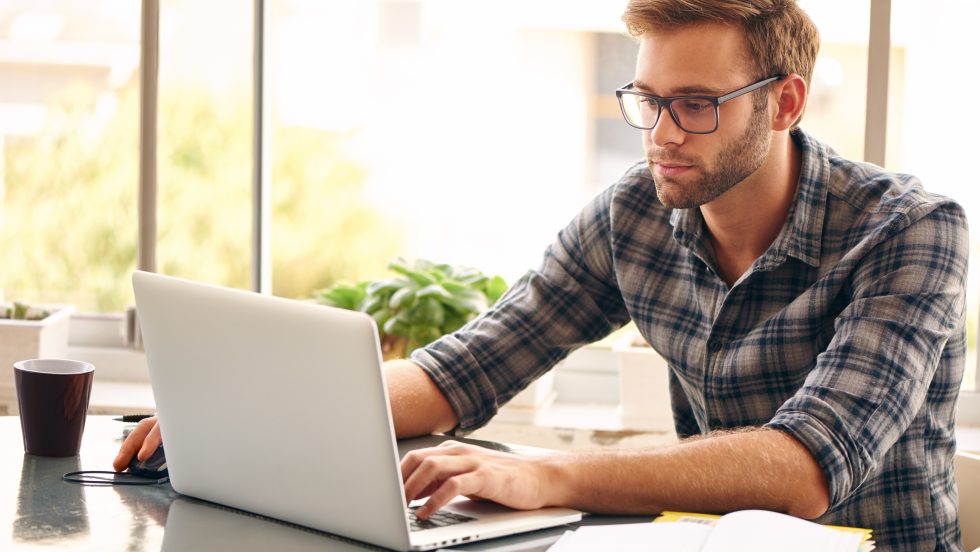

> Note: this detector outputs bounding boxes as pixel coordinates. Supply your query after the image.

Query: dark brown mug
[14,359,95,457]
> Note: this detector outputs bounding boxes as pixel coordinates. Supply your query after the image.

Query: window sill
[89,380,156,416]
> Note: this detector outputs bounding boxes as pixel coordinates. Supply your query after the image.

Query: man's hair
[622,0,820,127]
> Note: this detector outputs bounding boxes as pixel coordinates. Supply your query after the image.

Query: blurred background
[0,0,976,390]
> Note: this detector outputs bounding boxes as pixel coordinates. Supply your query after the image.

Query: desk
[0,416,645,551]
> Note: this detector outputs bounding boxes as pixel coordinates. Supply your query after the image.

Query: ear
[771,74,807,132]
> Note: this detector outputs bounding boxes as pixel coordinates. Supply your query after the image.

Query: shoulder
[793,131,967,239]
[821,147,964,226]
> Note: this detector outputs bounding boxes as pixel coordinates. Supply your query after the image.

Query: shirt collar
[669,128,829,270]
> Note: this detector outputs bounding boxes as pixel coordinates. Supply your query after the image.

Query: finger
[137,422,163,461]
[416,473,481,519]
[400,443,468,482]
[112,417,158,471]
[403,455,477,504]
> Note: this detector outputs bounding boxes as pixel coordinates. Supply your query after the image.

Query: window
[155,0,254,291]
[267,0,630,293]
[0,1,141,311]
[797,0,872,162]
[889,0,980,391]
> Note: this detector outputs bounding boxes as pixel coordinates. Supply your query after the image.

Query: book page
[547,522,711,552]
[700,510,863,552]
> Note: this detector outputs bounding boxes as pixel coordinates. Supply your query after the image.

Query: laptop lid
[133,270,413,550]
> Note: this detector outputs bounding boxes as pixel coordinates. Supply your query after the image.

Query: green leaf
[315,282,367,310]
[12,302,30,320]
[409,325,443,349]
[383,312,412,338]
[389,287,418,310]
[442,312,471,333]
[411,297,445,327]
[371,308,393,334]
[366,278,404,297]
[415,283,453,300]
[360,295,387,314]
[484,275,509,303]
[458,272,488,287]
[440,281,470,295]
[388,259,436,286]
[437,288,485,314]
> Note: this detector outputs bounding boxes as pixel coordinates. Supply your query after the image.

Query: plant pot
[613,332,675,433]
[0,305,75,415]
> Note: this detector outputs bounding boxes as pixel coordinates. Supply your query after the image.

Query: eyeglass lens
[620,95,717,133]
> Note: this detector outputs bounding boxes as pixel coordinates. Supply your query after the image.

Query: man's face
[634,23,773,209]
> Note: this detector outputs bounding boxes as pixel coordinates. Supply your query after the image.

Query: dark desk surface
[0,416,647,551]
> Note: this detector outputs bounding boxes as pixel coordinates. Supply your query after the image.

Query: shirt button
[707,338,723,353]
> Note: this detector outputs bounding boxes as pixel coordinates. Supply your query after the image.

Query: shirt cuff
[766,399,873,509]
[409,336,500,433]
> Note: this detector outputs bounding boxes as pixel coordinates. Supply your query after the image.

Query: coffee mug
[14,359,95,457]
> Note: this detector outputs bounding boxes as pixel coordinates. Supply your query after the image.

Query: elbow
[776,429,831,520]
[789,489,829,520]
[787,469,830,520]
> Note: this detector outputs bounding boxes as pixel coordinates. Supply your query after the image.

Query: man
[116,1,968,549]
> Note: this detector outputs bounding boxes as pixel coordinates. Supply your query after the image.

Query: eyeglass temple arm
[717,75,786,104]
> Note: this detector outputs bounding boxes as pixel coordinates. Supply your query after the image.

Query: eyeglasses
[615,75,784,134]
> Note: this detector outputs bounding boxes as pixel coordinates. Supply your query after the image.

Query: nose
[648,107,686,148]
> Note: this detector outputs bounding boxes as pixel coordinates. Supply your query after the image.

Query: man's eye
[679,100,711,113]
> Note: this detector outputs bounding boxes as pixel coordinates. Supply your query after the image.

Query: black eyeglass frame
[615,75,785,134]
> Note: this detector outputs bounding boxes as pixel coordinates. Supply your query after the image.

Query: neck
[701,131,801,286]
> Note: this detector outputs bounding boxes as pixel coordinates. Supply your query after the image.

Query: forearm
[385,359,459,438]
[545,427,829,519]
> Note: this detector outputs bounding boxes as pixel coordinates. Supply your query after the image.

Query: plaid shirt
[411,128,968,550]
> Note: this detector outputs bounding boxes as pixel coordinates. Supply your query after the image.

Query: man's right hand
[112,416,162,472]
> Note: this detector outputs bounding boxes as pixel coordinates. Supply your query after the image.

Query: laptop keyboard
[408,506,478,531]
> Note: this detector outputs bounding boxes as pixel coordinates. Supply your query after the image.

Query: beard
[650,104,772,209]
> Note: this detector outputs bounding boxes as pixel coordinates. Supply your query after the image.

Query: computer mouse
[128,445,168,479]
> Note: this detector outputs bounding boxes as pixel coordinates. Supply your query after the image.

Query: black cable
[63,470,169,486]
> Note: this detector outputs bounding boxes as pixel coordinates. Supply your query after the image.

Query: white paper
[700,510,862,552]
[547,522,711,552]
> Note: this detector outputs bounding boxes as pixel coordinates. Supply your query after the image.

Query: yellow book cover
[654,511,875,551]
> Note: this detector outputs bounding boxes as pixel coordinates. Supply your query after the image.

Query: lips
[653,162,693,177]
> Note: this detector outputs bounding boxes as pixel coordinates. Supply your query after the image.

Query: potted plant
[0,301,75,415]
[315,258,509,361]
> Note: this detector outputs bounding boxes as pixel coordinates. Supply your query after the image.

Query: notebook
[132,271,581,551]
[549,510,874,552]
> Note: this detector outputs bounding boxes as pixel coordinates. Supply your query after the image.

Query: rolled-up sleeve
[411,186,633,432]
[767,201,968,508]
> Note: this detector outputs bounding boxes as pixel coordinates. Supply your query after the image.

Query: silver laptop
[133,271,582,551]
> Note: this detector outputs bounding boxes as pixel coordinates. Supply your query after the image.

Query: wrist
[535,453,576,508]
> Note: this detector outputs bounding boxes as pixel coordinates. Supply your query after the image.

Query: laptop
[132,271,582,551]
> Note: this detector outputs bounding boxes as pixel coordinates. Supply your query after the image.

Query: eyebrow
[632,79,725,96]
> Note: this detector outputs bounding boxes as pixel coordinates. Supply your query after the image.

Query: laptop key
[408,507,478,531]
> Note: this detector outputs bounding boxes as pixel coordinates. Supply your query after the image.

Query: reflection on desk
[163,497,379,552]
[0,416,646,551]
[2,417,179,551]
